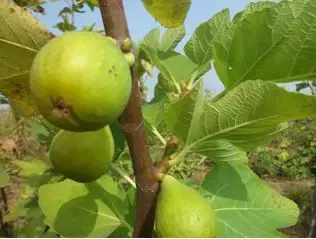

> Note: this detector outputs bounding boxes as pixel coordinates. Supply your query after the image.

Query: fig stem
[156,136,181,173]
[98,0,159,237]
[152,127,166,145]
[111,164,136,188]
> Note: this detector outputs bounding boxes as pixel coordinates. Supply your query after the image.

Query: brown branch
[98,0,159,237]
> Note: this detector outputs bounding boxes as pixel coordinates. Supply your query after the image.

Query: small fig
[121,38,133,53]
[30,31,131,132]
[155,175,217,238]
[48,126,114,183]
[124,52,136,67]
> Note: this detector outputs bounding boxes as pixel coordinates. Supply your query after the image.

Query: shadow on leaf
[53,195,97,237]
[203,162,249,201]
[85,181,125,219]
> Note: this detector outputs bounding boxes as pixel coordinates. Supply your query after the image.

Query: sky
[33,0,268,99]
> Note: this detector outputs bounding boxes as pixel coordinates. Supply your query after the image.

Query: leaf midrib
[0,38,37,53]
[187,114,281,151]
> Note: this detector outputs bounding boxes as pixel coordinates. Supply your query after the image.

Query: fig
[30,31,132,132]
[123,52,136,67]
[155,175,217,238]
[121,38,132,53]
[48,126,114,183]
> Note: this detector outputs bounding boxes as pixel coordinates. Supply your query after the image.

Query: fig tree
[48,126,114,183]
[30,31,132,132]
[155,175,217,238]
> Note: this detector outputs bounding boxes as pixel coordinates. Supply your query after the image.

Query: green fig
[155,175,217,238]
[124,52,136,67]
[121,38,133,53]
[30,31,131,132]
[49,126,114,183]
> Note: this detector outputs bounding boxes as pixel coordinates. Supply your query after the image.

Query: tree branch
[97,0,159,237]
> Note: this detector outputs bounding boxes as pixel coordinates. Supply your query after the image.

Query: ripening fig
[155,175,217,238]
[48,126,114,183]
[30,31,131,132]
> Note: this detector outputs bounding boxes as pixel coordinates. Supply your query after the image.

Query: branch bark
[97,0,159,237]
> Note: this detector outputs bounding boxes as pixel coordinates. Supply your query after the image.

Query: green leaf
[213,0,316,89]
[142,28,161,50]
[142,96,169,144]
[184,9,231,66]
[0,1,53,117]
[141,26,185,52]
[28,117,58,147]
[141,46,197,94]
[124,187,136,230]
[38,175,129,238]
[138,27,193,85]
[110,122,126,160]
[0,169,9,187]
[141,27,210,93]
[203,161,299,237]
[141,0,191,28]
[12,158,50,177]
[108,187,136,238]
[3,198,41,222]
[160,25,186,51]
[19,217,58,238]
[165,80,316,159]
[143,95,169,128]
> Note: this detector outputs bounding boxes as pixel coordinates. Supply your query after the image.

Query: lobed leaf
[212,0,316,89]
[203,161,299,237]
[165,80,316,161]
[38,175,130,238]
[184,9,231,66]
[0,0,53,117]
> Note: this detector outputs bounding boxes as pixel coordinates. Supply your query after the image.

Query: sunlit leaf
[12,158,50,177]
[141,0,191,28]
[212,0,316,89]
[165,80,316,160]
[38,175,129,238]
[0,0,53,117]
[203,161,299,237]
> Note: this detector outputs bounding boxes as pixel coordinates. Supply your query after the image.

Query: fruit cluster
[30,31,217,238]
[30,31,132,182]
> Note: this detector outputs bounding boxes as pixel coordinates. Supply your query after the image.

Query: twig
[97,0,159,237]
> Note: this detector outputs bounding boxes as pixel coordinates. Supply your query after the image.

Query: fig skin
[48,126,114,183]
[30,31,131,132]
[155,175,217,238]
